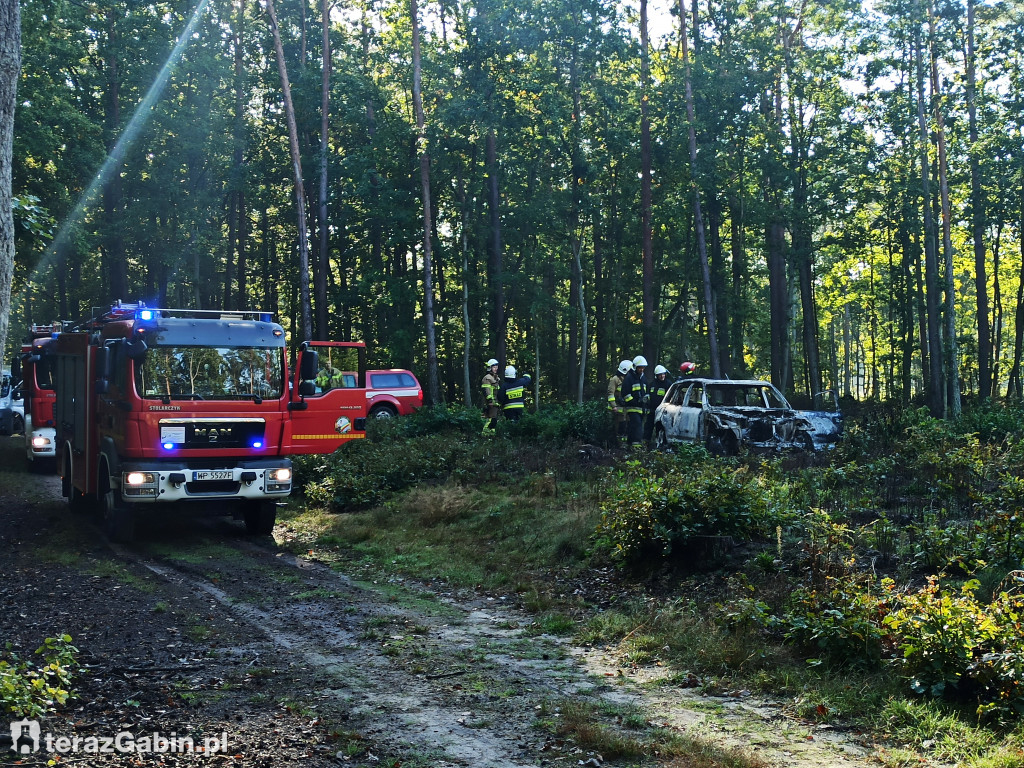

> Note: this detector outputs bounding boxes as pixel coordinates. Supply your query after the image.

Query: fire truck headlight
[126,472,155,486]
[266,467,292,492]
[123,471,158,498]
[31,436,52,450]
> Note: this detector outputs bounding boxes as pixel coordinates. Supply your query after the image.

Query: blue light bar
[138,310,155,321]
[252,441,263,449]
[162,442,176,450]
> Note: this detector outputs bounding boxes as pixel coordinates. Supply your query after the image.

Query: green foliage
[295,403,611,511]
[372,404,486,440]
[500,401,615,446]
[594,455,783,566]
[0,635,79,718]
[781,575,891,668]
[884,575,1024,717]
[298,430,507,510]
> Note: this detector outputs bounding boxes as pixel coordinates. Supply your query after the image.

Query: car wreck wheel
[706,431,737,457]
[653,426,669,451]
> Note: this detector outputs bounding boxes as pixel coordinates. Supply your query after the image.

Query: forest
[7,0,1024,412]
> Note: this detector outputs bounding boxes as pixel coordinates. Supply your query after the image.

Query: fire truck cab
[55,303,298,540]
[18,324,61,467]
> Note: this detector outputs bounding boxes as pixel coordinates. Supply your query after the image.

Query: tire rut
[118,534,584,767]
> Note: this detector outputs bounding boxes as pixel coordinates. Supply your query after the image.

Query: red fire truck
[54,302,368,540]
[17,324,61,468]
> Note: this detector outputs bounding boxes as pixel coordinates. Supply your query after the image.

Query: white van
[0,369,16,436]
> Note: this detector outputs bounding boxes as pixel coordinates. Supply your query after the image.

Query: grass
[538,698,770,767]
[277,479,601,596]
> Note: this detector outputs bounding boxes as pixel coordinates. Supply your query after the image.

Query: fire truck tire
[244,500,277,536]
[101,488,136,542]
[63,454,95,514]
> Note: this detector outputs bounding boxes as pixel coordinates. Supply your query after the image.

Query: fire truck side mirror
[95,346,110,394]
[299,350,319,381]
[126,337,148,360]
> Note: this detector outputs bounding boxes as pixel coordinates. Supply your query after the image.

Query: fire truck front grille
[160,419,266,450]
[185,480,242,495]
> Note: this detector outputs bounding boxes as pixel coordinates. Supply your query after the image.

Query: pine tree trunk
[0,0,18,360]
[411,0,440,405]
[265,0,313,340]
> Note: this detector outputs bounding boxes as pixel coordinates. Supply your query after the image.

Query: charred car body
[652,378,841,454]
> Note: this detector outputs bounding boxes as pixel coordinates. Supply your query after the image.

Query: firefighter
[645,364,670,445]
[315,364,345,391]
[622,355,648,447]
[498,365,531,423]
[607,360,631,444]
[481,358,501,433]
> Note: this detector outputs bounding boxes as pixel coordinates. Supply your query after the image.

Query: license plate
[193,470,232,481]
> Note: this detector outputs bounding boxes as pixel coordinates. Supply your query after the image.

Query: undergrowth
[287,400,1024,764]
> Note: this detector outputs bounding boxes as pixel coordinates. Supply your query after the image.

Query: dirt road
[0,437,885,767]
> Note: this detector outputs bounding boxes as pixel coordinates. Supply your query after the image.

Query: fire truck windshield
[32,356,56,390]
[134,346,284,401]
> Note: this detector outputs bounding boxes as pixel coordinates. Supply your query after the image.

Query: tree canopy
[7,0,1024,412]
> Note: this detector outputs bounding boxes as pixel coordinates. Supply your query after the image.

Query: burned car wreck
[652,378,841,455]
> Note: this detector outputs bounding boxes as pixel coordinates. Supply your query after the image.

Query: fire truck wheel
[63,455,96,514]
[101,488,136,542]
[244,500,277,536]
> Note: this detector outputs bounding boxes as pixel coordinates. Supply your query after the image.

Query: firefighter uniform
[607,362,630,443]
[645,366,670,444]
[315,366,345,390]
[481,360,501,432]
[622,357,648,447]
[499,366,531,423]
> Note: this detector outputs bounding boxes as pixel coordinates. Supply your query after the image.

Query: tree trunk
[929,0,960,417]
[915,2,944,416]
[457,177,472,405]
[640,0,655,365]
[316,0,331,339]
[411,0,440,405]
[678,0,719,376]
[233,1,247,310]
[265,0,313,341]
[0,0,19,360]
[486,130,505,364]
[966,0,990,399]
[104,8,128,302]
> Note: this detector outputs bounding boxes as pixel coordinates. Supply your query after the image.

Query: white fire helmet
[654,365,668,376]
[505,365,517,378]
[632,355,648,368]
[617,360,632,375]
[486,358,499,368]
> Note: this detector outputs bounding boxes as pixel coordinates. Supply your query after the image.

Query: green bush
[500,400,615,446]
[1,635,79,718]
[781,574,891,668]
[884,575,1024,716]
[375,403,485,439]
[594,455,779,566]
